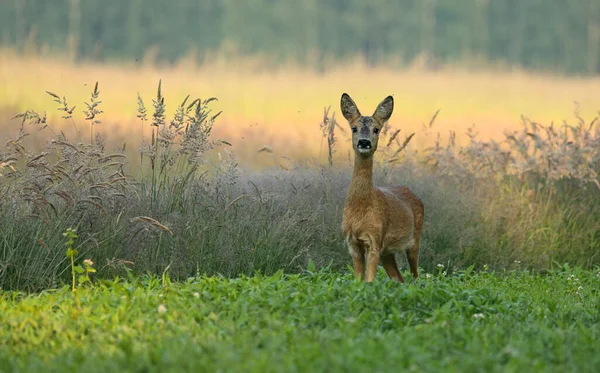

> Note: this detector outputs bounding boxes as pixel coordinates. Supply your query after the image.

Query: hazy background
[1,0,599,167]
[3,0,600,73]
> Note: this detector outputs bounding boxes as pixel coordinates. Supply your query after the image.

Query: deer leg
[351,253,366,281]
[407,206,424,280]
[347,237,366,281]
[381,254,405,283]
[365,251,380,282]
[406,239,420,279]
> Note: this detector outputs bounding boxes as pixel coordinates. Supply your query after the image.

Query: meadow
[0,52,599,371]
[1,267,600,372]
[0,52,599,290]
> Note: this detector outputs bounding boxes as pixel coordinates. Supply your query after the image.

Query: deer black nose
[357,139,372,149]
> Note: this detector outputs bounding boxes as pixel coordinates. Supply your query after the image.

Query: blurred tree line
[1,0,599,74]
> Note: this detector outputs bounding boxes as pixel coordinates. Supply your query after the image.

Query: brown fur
[340,93,424,283]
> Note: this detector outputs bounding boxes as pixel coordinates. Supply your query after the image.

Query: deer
[340,93,424,283]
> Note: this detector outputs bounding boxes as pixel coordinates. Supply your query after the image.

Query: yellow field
[1,49,599,167]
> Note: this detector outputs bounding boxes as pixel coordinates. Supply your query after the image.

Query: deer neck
[347,153,375,204]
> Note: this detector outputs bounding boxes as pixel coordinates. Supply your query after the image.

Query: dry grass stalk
[132,216,173,235]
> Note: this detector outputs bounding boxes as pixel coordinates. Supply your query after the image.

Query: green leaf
[74,265,85,274]
[66,248,78,258]
[77,275,89,284]
[307,259,316,273]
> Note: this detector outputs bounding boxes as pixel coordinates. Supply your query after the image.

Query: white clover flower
[473,313,485,319]
[193,292,200,298]
[437,264,444,268]
[158,304,167,313]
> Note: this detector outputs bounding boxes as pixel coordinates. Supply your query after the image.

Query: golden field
[1,49,599,168]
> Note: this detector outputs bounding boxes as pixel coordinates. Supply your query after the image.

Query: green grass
[1,266,599,373]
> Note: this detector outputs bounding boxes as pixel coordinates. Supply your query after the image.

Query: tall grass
[2,50,600,167]
[0,81,598,292]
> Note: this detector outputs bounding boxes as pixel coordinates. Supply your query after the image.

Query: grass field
[0,51,599,372]
[1,50,600,167]
[1,267,599,372]
[1,62,599,291]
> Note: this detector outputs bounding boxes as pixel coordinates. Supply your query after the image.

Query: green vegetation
[1,267,599,372]
[1,0,599,74]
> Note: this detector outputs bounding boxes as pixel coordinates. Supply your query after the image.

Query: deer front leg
[352,254,365,281]
[365,250,380,282]
[364,235,382,282]
[347,236,366,281]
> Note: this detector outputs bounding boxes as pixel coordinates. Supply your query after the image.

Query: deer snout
[357,139,372,151]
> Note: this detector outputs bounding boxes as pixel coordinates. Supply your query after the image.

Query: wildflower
[83,259,94,267]
[158,304,167,313]
[193,292,200,298]
[514,260,521,265]
[473,313,485,319]
[437,264,444,269]
[425,273,432,279]
[483,264,489,271]
[578,286,583,291]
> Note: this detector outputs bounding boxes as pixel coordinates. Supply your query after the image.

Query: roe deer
[340,93,424,283]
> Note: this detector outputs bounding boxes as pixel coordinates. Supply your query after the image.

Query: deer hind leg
[406,230,422,279]
[406,243,419,279]
[381,254,405,283]
[406,199,424,279]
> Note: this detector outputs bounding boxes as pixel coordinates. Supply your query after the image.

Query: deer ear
[340,93,361,122]
[373,95,394,123]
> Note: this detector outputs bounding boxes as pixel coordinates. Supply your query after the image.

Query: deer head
[340,93,394,157]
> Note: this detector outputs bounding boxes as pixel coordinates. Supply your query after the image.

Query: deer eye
[373,128,380,135]
[351,127,358,133]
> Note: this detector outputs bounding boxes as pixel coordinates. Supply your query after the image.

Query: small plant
[64,228,96,291]
[64,228,79,292]
[82,82,104,146]
[319,105,343,168]
[79,259,96,287]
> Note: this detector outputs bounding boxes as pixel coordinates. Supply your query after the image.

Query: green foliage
[0,268,599,372]
[63,227,79,292]
[0,0,599,74]
[63,228,96,292]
